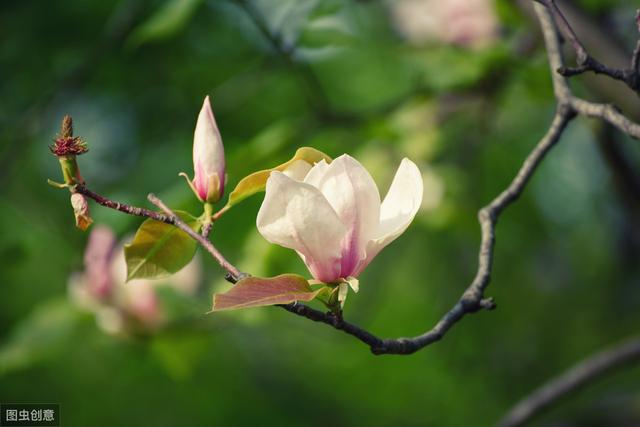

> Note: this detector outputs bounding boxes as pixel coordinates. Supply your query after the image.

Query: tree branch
[74,184,174,225]
[570,98,640,138]
[540,0,640,94]
[54,0,640,356]
[276,0,640,355]
[68,98,569,354]
[146,193,243,282]
[494,4,640,424]
[497,336,640,427]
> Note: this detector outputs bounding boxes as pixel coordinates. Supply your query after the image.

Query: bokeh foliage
[1,0,640,426]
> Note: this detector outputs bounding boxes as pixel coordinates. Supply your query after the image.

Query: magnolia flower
[257,154,423,283]
[187,96,225,203]
[69,225,201,334]
[390,0,498,49]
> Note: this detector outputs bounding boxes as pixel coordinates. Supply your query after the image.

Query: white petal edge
[256,171,347,282]
[353,158,423,276]
[303,159,330,187]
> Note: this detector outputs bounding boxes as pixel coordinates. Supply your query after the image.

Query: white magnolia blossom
[192,96,225,203]
[257,154,423,283]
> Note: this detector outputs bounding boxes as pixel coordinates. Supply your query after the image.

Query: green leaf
[124,211,200,281]
[225,147,332,208]
[127,0,205,49]
[212,274,322,311]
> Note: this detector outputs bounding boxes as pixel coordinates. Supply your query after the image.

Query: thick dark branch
[364,106,572,355]
[541,0,640,94]
[278,303,387,350]
[497,336,640,427]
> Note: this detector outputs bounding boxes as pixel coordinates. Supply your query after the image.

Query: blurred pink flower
[390,0,499,49]
[69,225,201,335]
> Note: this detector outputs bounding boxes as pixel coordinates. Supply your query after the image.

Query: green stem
[203,202,214,226]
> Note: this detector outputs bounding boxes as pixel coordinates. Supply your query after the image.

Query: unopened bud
[191,96,225,203]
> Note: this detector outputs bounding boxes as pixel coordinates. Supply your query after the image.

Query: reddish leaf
[212,274,320,311]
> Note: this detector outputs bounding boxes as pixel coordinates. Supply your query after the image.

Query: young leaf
[224,147,331,208]
[212,274,322,311]
[124,211,200,281]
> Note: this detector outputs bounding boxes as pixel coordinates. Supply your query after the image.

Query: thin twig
[147,193,243,282]
[497,336,640,427]
[74,184,174,224]
[541,0,640,93]
[536,1,640,139]
[201,223,213,239]
[570,99,640,139]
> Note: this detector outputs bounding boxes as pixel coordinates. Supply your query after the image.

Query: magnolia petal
[282,159,312,180]
[354,158,423,276]
[312,155,381,277]
[205,173,222,203]
[303,159,330,187]
[337,282,349,308]
[256,172,346,282]
[193,96,225,202]
[345,276,359,293]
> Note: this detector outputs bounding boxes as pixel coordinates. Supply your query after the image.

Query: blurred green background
[2,0,640,426]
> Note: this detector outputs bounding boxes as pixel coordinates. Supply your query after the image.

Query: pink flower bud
[192,96,225,203]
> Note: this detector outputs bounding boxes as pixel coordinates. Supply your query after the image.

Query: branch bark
[497,336,640,427]
[146,193,243,282]
[541,0,640,94]
[74,185,174,225]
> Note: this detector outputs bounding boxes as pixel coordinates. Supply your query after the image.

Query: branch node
[478,207,494,223]
[480,297,497,310]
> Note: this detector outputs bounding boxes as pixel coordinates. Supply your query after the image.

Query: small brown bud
[71,193,93,231]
